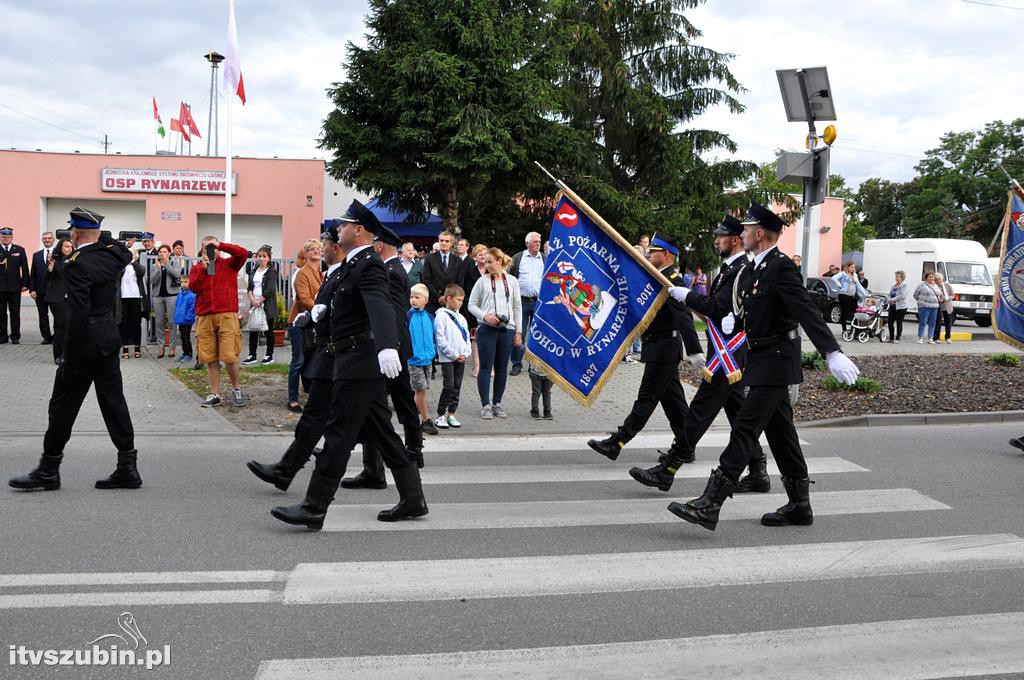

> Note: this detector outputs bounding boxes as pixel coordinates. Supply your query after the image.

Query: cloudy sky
[1,0,1022,189]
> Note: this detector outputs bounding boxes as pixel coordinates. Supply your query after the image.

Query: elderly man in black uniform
[271,201,427,530]
[588,233,704,461]
[246,223,348,491]
[342,225,425,490]
[9,207,141,491]
[629,214,769,493]
[0,226,31,344]
[665,203,859,531]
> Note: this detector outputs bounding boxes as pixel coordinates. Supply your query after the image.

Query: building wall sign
[102,168,237,195]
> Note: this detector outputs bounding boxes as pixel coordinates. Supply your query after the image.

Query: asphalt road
[2,420,1023,679]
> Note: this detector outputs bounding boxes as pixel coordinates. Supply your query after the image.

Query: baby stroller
[842,294,889,343]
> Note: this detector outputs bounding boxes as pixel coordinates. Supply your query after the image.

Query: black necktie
[442,254,448,270]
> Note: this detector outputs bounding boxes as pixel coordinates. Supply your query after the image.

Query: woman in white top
[468,247,523,419]
[119,250,146,358]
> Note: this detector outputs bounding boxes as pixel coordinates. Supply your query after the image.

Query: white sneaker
[894,339,901,344]
[447,414,461,428]
[492,403,507,418]
[623,355,637,364]
[917,338,923,344]
[481,405,493,419]
[434,415,449,429]
[946,339,952,344]
[928,340,936,345]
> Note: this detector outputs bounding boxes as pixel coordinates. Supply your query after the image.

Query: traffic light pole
[796,69,817,279]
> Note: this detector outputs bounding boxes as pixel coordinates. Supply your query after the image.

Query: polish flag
[223,0,246,104]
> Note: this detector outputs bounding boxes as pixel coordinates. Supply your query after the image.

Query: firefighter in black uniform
[628,215,769,493]
[665,203,860,531]
[588,233,704,461]
[245,222,348,491]
[9,207,141,491]
[342,225,425,489]
[0,226,30,344]
[271,200,427,530]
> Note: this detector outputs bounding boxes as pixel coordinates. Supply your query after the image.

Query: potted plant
[274,295,288,347]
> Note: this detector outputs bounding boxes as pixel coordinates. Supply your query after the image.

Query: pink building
[775,195,846,276]
[0,150,324,258]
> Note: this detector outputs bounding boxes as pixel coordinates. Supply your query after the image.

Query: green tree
[853,177,909,240]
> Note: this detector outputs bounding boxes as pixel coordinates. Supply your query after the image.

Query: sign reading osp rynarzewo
[101,168,237,195]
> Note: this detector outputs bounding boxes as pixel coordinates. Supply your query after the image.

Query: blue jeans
[511,297,536,369]
[917,307,938,338]
[476,325,515,406]
[287,325,304,403]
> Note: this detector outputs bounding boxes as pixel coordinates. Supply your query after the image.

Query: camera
[496,314,510,330]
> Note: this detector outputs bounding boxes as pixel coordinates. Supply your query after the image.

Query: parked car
[806,276,842,324]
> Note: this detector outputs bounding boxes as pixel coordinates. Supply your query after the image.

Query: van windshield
[944,261,992,286]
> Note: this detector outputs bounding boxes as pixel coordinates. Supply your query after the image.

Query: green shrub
[275,294,289,327]
[694,318,707,334]
[801,351,826,370]
[821,375,882,393]
[990,353,1021,367]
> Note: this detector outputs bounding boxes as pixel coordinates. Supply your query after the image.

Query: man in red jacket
[189,235,249,407]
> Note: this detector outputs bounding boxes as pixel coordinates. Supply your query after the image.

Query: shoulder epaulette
[69,252,80,263]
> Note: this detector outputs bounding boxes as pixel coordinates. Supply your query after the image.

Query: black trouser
[35,297,53,341]
[178,324,193,357]
[437,361,465,415]
[682,369,765,460]
[119,298,142,349]
[288,377,334,464]
[248,328,275,359]
[360,366,419,480]
[839,294,857,332]
[718,385,805,483]
[43,351,135,458]
[0,290,22,341]
[619,361,688,443]
[50,300,67,361]
[887,308,906,341]
[933,309,954,341]
[530,372,552,414]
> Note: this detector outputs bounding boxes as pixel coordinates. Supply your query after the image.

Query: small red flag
[169,117,191,143]
[179,101,202,138]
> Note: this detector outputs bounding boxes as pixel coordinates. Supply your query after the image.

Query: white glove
[687,353,706,367]
[721,313,735,334]
[667,286,691,302]
[826,350,860,385]
[310,304,327,322]
[292,311,311,328]
[378,348,402,379]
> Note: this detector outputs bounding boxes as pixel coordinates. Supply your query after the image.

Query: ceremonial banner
[524,191,669,406]
[994,191,1024,350]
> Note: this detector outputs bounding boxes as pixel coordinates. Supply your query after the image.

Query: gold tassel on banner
[726,369,743,384]
[701,367,714,382]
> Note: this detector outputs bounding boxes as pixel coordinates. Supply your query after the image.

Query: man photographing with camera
[189,235,250,408]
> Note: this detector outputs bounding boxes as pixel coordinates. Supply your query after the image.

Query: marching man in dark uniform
[629,214,769,492]
[342,225,425,490]
[664,203,859,531]
[0,226,31,344]
[271,200,427,530]
[588,233,704,461]
[9,207,141,491]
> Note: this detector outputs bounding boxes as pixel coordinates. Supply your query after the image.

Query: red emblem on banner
[555,205,579,228]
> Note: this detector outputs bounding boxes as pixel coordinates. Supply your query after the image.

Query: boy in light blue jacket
[407,283,437,434]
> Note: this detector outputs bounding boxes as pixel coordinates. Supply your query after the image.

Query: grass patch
[801,351,826,370]
[169,364,284,395]
[820,375,882,393]
[990,353,1021,367]
[694,318,707,334]
[240,363,290,375]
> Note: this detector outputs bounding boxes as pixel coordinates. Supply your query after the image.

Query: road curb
[800,410,1024,428]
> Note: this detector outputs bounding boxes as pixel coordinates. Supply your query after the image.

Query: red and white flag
[179,101,202,138]
[223,0,246,104]
[169,117,191,143]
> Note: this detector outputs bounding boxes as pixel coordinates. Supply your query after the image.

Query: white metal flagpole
[225,90,232,244]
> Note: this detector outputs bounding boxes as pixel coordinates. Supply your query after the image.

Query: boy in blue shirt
[407,283,437,434]
[173,274,197,363]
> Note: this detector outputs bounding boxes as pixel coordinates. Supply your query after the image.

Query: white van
[862,238,994,326]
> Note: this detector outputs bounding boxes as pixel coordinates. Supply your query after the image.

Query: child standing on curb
[433,284,471,430]
[173,275,197,363]
[528,362,554,420]
[407,283,438,434]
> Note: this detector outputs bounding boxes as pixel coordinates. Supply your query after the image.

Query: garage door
[45,197,145,235]
[196,213,282,256]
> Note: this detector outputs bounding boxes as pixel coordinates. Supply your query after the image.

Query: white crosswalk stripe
[420,431,803,453]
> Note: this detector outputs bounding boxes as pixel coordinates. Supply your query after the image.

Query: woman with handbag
[242,246,278,365]
[150,244,182,358]
[932,272,955,343]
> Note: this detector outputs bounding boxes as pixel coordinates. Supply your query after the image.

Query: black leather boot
[629,450,688,492]
[587,431,627,461]
[736,451,771,493]
[341,441,388,489]
[405,424,424,469]
[340,471,388,490]
[95,450,142,489]
[247,442,310,492]
[667,468,737,531]
[270,471,341,531]
[9,453,62,491]
[378,465,429,522]
[761,476,814,526]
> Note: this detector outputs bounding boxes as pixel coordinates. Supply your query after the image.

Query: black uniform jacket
[640,266,702,363]
[384,256,413,362]
[62,239,133,369]
[420,251,463,312]
[684,254,750,366]
[698,247,838,387]
[329,247,399,381]
[0,244,30,292]
[304,265,345,382]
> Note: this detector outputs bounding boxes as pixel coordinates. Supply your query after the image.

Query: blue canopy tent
[323,198,444,239]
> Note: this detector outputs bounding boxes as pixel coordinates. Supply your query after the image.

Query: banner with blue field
[995,191,1024,351]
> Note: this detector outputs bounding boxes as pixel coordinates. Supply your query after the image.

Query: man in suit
[420,230,461,314]
[271,200,428,530]
[665,203,860,531]
[29,231,57,345]
[0,227,30,344]
[399,242,423,286]
[9,208,141,492]
[628,215,768,493]
[588,233,705,461]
